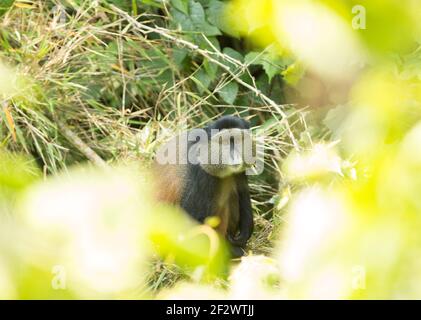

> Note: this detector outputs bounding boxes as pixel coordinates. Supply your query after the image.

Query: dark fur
[155,116,254,257]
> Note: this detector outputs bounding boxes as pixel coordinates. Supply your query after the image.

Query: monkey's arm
[229,175,253,247]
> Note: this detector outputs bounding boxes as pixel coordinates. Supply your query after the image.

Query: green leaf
[399,50,421,81]
[198,35,221,51]
[190,0,221,36]
[204,59,218,80]
[218,81,238,104]
[171,1,220,37]
[245,51,263,65]
[206,0,240,37]
[221,48,243,72]
[156,69,175,87]
[206,0,224,26]
[0,0,14,17]
[172,47,189,66]
[171,8,195,32]
[171,0,189,14]
[245,51,286,82]
[194,68,212,93]
[255,73,271,96]
[222,47,243,63]
[262,61,280,83]
[281,62,305,86]
[189,0,206,22]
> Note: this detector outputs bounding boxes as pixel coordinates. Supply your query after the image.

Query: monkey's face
[197,128,254,178]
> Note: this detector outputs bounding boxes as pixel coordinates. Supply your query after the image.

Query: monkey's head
[194,116,255,178]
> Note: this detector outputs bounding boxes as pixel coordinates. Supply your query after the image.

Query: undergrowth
[0,0,308,290]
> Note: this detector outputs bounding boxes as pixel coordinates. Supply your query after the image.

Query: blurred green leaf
[149,206,229,280]
[348,0,416,55]
[0,0,14,17]
[323,104,349,139]
[281,62,305,86]
[0,152,40,192]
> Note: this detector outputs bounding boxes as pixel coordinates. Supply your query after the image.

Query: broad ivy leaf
[218,81,238,104]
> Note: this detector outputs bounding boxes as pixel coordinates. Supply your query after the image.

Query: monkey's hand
[227,234,248,248]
